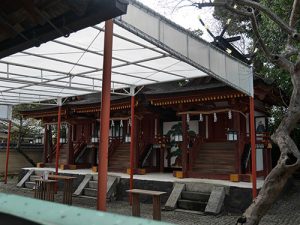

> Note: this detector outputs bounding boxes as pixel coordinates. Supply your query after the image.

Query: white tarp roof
[0,0,253,105]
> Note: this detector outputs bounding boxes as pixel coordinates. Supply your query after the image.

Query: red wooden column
[250,97,257,198]
[97,19,113,211]
[129,87,135,194]
[181,114,188,178]
[4,120,12,184]
[55,98,62,175]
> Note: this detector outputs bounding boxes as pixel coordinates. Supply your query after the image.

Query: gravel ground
[1,177,300,225]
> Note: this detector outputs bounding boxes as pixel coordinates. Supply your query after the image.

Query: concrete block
[106,176,120,200]
[73,174,92,196]
[24,181,35,189]
[83,188,97,197]
[205,186,226,215]
[164,183,185,210]
[17,169,34,188]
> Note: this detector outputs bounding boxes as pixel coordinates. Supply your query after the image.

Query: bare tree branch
[248,8,271,58]
[282,47,299,58]
[272,54,295,73]
[289,0,300,28]
[236,0,300,41]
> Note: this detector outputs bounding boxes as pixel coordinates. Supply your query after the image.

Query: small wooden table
[34,179,57,202]
[48,175,76,205]
[126,189,166,221]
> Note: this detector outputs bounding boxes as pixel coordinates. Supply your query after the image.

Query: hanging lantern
[120,120,123,128]
[228,110,232,120]
[199,113,203,122]
[187,113,190,123]
[111,119,115,127]
[214,113,217,122]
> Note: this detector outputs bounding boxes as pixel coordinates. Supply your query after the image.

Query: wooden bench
[48,175,76,205]
[126,189,166,221]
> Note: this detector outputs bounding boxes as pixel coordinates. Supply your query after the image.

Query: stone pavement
[1,177,300,225]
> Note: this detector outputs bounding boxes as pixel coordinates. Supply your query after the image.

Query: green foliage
[10,104,43,143]
[212,0,299,127]
[166,122,196,159]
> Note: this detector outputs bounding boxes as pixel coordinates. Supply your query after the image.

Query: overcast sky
[138,0,216,41]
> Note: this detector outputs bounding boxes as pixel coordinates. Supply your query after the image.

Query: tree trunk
[242,69,300,225]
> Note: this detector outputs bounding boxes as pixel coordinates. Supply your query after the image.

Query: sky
[138,0,217,41]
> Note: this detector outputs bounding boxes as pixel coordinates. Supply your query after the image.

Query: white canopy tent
[0,0,252,105]
[0,0,258,209]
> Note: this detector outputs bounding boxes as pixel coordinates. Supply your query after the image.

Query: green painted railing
[0,193,174,225]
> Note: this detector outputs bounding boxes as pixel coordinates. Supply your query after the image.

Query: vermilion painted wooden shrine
[20,76,279,181]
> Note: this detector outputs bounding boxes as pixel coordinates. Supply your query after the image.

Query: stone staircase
[192,142,236,174]
[177,191,210,212]
[108,143,130,172]
[165,182,226,215]
[17,170,46,190]
[75,174,120,200]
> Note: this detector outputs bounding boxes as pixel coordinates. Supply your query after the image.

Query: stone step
[181,191,210,202]
[92,174,98,181]
[177,199,207,212]
[34,170,47,176]
[83,187,97,197]
[88,180,97,189]
[30,175,42,182]
[24,181,35,189]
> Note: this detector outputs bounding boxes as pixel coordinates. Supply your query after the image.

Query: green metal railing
[0,193,174,225]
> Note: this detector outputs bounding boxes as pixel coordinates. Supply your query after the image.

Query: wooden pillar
[43,125,49,163]
[134,117,139,169]
[160,147,164,172]
[181,114,188,178]
[67,124,74,164]
[250,97,257,198]
[49,125,53,163]
[4,120,12,184]
[97,20,113,211]
[55,101,62,175]
[233,112,241,174]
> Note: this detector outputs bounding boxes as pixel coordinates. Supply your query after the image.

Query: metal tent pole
[97,19,114,211]
[4,120,12,184]
[55,97,62,175]
[250,96,257,198]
